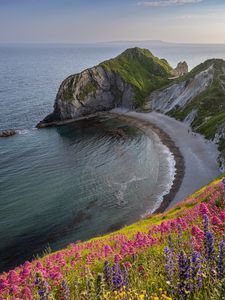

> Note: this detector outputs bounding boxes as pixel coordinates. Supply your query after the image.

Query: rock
[172,61,188,77]
[38,48,173,126]
[0,129,16,137]
[146,65,214,113]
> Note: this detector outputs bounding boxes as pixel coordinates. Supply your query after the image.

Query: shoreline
[116,111,221,209]
[107,112,185,214]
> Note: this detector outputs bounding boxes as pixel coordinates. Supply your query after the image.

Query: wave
[107,175,149,207]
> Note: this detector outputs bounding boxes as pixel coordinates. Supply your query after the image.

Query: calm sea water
[1,42,225,272]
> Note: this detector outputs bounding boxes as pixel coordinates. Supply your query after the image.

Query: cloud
[137,0,203,7]
[176,12,215,19]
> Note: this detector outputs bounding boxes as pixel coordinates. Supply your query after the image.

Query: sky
[0,0,225,44]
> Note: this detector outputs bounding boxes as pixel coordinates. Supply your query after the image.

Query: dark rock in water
[0,129,16,137]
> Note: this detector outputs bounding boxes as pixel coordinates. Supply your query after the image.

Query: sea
[1,41,225,272]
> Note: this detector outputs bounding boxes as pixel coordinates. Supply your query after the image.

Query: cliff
[145,59,225,168]
[37,48,174,126]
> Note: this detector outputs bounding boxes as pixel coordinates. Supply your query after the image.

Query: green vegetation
[100,48,173,107]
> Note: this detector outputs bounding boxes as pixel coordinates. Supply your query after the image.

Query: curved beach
[110,110,221,211]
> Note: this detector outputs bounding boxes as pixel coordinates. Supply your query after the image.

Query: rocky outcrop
[56,67,133,119]
[37,48,173,127]
[0,129,16,137]
[172,61,188,77]
[37,66,135,127]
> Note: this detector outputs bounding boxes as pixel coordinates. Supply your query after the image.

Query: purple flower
[191,249,202,291]
[112,263,124,291]
[203,214,209,234]
[104,260,111,288]
[178,250,190,299]
[35,272,50,300]
[205,232,215,261]
[218,240,225,279]
[164,247,174,286]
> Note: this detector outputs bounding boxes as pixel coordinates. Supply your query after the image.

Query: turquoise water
[1,43,225,272]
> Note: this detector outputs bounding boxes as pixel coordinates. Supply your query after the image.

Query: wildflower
[114,254,122,263]
[218,240,225,279]
[9,285,19,297]
[211,216,223,226]
[205,232,215,261]
[200,203,210,216]
[7,271,19,285]
[124,261,132,270]
[190,249,202,291]
[112,263,124,291]
[203,214,209,233]
[35,272,50,300]
[21,287,32,300]
[59,280,70,300]
[164,247,174,285]
[178,250,190,299]
[104,261,111,288]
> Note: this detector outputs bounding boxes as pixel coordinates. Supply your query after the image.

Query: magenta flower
[211,216,223,226]
[21,287,32,300]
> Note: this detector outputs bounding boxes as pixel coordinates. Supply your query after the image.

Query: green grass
[100,48,173,107]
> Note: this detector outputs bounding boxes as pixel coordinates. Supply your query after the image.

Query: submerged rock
[0,129,16,137]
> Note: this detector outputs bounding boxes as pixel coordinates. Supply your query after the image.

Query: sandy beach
[110,110,221,210]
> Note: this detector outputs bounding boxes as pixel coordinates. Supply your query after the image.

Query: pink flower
[211,216,223,226]
[199,203,210,216]
[124,261,132,269]
[0,278,9,290]
[191,225,204,239]
[50,272,62,281]
[9,285,19,297]
[7,271,19,285]
[21,287,32,300]
[114,254,122,263]
[220,211,225,221]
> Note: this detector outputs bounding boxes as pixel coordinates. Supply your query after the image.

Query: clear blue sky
[0,0,225,43]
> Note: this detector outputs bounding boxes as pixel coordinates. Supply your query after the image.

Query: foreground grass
[1,177,225,299]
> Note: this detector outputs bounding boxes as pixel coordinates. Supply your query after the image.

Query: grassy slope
[1,175,225,299]
[100,48,173,107]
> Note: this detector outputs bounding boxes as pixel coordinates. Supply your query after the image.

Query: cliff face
[52,66,134,121]
[146,64,214,113]
[145,58,225,168]
[38,48,173,125]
